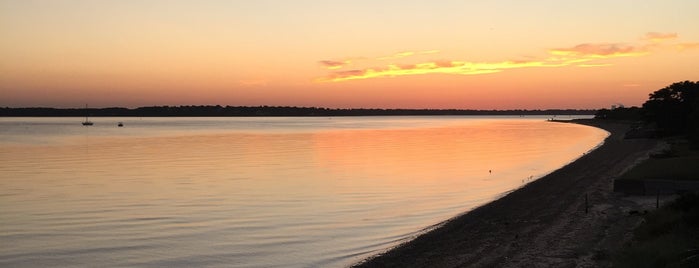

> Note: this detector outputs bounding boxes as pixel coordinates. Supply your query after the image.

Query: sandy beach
[355,119,664,267]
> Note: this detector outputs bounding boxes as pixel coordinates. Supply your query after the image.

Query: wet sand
[355,119,663,267]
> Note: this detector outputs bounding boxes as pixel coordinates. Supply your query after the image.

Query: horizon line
[0,105,607,111]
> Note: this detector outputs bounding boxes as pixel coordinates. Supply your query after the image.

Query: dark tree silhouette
[594,106,641,120]
[641,81,699,146]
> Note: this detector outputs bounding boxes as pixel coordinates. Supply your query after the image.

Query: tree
[642,81,699,134]
[594,106,641,120]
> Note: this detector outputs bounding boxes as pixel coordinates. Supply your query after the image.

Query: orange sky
[1,0,698,109]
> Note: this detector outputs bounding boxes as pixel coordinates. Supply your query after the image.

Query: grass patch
[620,157,699,181]
[613,193,699,268]
[620,140,699,181]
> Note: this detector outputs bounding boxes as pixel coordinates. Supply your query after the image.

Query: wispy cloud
[316,50,625,82]
[316,32,697,82]
[317,60,549,82]
[643,32,678,42]
[549,43,647,58]
[676,42,699,50]
[318,50,441,72]
[319,60,350,70]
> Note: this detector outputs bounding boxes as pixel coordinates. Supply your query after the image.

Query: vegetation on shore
[619,140,699,182]
[613,193,699,268]
[607,81,699,267]
[596,80,699,148]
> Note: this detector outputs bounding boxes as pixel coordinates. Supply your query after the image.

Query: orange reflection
[310,120,607,194]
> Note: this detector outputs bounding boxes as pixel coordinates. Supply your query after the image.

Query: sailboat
[82,104,94,126]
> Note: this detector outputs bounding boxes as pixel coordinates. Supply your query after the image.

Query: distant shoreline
[355,119,661,267]
[0,106,596,117]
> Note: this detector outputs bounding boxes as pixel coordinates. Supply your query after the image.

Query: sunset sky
[2,0,698,109]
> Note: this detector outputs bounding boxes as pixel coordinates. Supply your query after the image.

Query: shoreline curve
[354,119,661,267]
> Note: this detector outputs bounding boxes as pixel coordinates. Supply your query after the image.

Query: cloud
[333,69,366,77]
[316,60,550,82]
[319,60,349,70]
[643,32,678,42]
[315,50,627,82]
[315,48,631,82]
[676,42,699,50]
[320,50,442,72]
[316,45,637,82]
[316,32,698,82]
[549,43,647,58]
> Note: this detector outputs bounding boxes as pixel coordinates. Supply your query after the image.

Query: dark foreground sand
[355,119,664,268]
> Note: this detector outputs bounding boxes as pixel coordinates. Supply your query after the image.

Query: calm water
[0,116,607,267]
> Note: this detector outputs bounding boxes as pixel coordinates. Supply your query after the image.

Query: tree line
[0,106,595,117]
[596,80,698,146]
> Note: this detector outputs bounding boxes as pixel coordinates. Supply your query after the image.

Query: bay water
[0,116,607,267]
